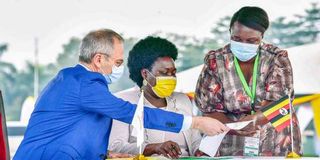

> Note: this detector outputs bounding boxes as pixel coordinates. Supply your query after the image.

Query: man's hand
[192,117,229,136]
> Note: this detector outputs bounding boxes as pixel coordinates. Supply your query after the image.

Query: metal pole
[289,92,294,154]
[34,38,39,99]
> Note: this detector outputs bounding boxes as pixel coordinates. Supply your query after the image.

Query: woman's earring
[143,79,148,86]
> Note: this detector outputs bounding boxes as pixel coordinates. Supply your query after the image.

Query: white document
[131,91,145,154]
[226,120,253,130]
[199,120,253,157]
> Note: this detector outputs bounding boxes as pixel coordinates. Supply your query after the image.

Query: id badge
[244,136,260,156]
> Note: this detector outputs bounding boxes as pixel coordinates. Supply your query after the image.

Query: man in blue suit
[14,29,229,160]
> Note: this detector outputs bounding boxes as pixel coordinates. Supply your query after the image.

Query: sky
[0,0,316,69]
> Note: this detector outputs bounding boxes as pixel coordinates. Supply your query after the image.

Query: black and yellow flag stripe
[261,95,291,132]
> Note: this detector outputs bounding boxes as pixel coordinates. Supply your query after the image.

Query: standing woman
[195,6,301,156]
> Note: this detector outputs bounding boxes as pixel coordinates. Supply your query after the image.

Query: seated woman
[109,36,202,159]
[195,6,301,156]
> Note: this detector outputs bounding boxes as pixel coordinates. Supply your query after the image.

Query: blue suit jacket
[14,65,184,160]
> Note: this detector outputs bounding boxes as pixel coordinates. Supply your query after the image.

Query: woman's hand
[228,127,257,136]
[107,151,133,158]
[229,110,270,136]
[194,149,208,157]
[240,111,269,128]
[144,141,181,159]
[239,114,256,122]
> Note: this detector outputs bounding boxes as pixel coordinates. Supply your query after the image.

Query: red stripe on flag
[275,119,291,132]
[266,104,290,121]
[0,115,7,160]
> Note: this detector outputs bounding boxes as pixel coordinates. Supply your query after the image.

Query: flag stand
[286,92,300,158]
[133,89,147,160]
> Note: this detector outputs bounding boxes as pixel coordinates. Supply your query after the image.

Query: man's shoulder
[58,65,106,83]
[59,64,89,76]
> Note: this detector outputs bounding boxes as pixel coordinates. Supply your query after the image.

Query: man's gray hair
[79,29,124,63]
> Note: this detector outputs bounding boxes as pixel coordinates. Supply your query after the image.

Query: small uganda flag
[261,95,291,132]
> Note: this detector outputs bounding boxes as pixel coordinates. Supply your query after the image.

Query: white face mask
[104,65,124,84]
[230,40,260,62]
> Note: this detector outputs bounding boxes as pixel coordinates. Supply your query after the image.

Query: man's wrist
[181,115,193,131]
[191,116,199,129]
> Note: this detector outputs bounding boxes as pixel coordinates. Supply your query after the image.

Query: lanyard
[234,53,260,115]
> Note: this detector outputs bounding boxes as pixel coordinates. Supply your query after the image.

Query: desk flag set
[261,94,300,158]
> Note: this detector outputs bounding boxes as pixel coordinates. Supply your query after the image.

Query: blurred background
[0,0,319,158]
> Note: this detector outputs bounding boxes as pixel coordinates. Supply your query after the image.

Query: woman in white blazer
[109,36,203,159]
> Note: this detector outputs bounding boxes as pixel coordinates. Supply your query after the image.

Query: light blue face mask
[104,65,124,84]
[230,40,260,62]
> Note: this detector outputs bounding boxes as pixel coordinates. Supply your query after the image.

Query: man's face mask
[147,71,177,98]
[230,40,260,62]
[104,65,124,84]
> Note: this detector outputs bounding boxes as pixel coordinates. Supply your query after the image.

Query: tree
[264,17,305,48]
[43,36,139,93]
[56,38,81,69]
[108,36,137,92]
[299,2,320,42]
[0,43,57,120]
[210,16,232,45]
[2,2,319,120]
[0,43,8,57]
[152,32,219,71]
[264,3,320,48]
[0,43,21,120]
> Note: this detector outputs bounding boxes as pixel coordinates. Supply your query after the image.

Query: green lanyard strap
[234,53,260,114]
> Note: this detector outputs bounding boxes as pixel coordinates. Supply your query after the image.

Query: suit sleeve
[80,79,184,133]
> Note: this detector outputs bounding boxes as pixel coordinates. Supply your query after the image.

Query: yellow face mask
[150,76,177,98]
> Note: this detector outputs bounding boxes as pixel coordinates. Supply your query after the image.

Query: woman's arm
[203,112,234,124]
[195,51,228,117]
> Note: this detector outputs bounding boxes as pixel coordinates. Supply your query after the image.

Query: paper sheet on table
[199,120,253,157]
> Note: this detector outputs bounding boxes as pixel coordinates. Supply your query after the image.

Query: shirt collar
[78,63,91,71]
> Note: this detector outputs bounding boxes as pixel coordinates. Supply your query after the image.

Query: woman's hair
[230,6,269,34]
[127,36,178,87]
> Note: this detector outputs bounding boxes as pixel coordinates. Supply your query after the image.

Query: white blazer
[108,88,202,156]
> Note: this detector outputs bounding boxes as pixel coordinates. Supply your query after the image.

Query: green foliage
[264,17,305,47]
[209,3,320,48]
[210,16,232,45]
[264,2,320,48]
[0,43,8,57]
[56,38,81,69]
[108,36,137,92]
[0,2,319,120]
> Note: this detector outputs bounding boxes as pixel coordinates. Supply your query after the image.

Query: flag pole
[132,87,146,160]
[287,90,300,158]
[34,37,39,99]
[139,90,144,155]
[289,91,294,155]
